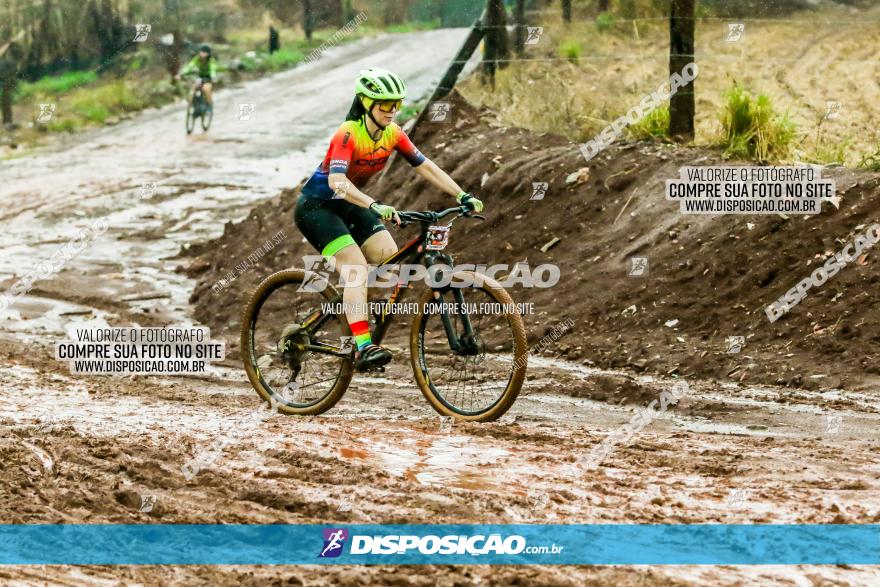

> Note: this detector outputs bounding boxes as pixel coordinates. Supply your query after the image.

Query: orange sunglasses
[375,99,403,113]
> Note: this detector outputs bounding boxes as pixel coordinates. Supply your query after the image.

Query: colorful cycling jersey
[301,119,426,200]
[181,56,217,79]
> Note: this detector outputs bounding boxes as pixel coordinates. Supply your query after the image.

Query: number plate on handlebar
[426,225,450,250]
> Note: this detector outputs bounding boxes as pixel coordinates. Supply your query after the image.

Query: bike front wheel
[185,100,196,134]
[201,104,212,131]
[409,271,527,422]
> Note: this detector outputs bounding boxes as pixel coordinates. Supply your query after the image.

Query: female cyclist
[294,67,483,372]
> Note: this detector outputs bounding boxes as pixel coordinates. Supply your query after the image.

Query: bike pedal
[356,363,386,374]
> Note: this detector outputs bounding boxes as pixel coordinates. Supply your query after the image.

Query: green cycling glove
[370,201,397,221]
[457,191,484,212]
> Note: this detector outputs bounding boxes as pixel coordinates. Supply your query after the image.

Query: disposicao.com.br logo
[318,528,563,558]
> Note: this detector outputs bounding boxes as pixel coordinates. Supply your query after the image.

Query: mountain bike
[240,205,528,422]
[184,77,213,134]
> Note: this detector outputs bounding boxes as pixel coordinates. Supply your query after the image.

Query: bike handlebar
[396,205,484,226]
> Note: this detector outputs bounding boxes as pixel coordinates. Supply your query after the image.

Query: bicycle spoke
[244,275,350,410]
[417,286,520,416]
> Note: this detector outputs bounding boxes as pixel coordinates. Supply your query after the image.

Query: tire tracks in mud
[3,339,880,585]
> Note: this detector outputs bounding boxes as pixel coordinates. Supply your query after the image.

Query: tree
[561,0,571,23]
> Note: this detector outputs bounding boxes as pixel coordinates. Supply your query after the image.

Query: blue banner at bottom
[0,524,877,565]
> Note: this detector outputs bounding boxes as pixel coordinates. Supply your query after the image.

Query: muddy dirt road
[1,29,879,587]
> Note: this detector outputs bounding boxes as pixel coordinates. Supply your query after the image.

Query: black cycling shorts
[294,195,387,257]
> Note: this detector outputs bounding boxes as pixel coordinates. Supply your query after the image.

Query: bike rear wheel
[241,269,354,415]
[409,271,527,422]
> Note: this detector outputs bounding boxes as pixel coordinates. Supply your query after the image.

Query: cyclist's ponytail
[345,96,367,122]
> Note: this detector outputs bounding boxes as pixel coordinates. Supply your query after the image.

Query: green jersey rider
[177,44,217,110]
[294,67,484,372]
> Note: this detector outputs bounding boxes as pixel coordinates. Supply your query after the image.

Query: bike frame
[297,210,482,359]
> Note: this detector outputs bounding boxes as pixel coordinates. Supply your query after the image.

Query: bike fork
[435,287,479,355]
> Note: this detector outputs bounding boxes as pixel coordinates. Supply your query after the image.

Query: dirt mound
[182,90,880,392]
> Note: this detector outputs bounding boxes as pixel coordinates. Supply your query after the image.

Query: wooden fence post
[481,0,508,87]
[669,0,695,141]
[303,0,314,41]
[514,0,525,55]
[376,16,485,185]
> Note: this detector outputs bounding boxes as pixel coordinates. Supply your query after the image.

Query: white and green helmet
[355,67,407,100]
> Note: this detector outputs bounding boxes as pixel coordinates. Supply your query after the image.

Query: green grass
[45,118,80,133]
[807,135,850,165]
[558,39,581,63]
[628,105,670,140]
[38,81,151,130]
[386,19,440,34]
[237,48,306,72]
[720,84,797,162]
[264,48,305,70]
[397,103,420,122]
[596,12,615,33]
[16,70,97,100]
[857,145,880,170]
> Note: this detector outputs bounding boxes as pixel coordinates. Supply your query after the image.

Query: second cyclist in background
[178,44,217,112]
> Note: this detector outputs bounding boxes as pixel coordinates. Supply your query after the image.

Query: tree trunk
[303,0,313,41]
[513,0,525,55]
[481,0,509,86]
[669,0,695,141]
[598,0,609,12]
[269,26,279,54]
[1,73,14,125]
[561,0,571,23]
